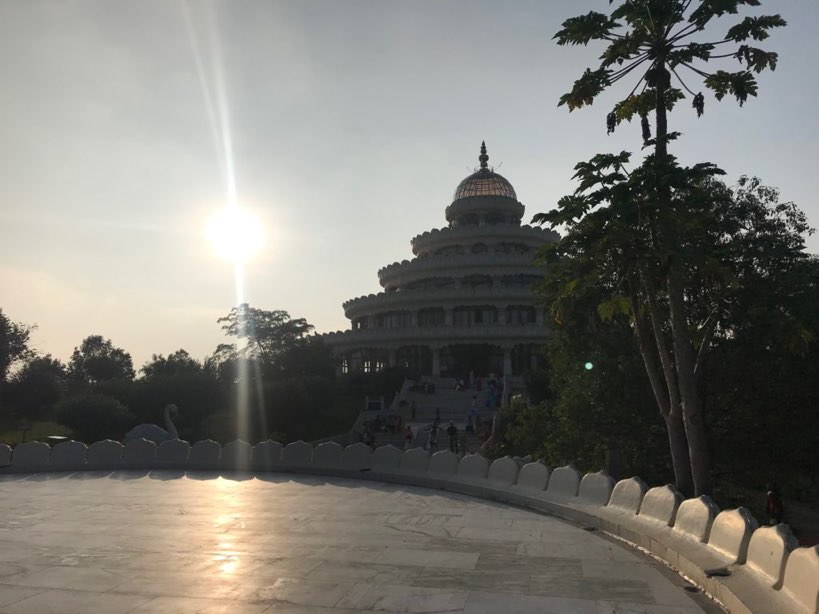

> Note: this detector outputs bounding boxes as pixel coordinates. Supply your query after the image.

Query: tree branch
[640,267,683,413]
[609,52,650,80]
[610,56,652,84]
[669,21,700,44]
[694,305,721,375]
[627,277,671,418]
[681,61,711,78]
[642,0,659,38]
[670,65,697,96]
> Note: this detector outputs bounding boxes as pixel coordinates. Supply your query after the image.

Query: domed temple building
[323,143,559,381]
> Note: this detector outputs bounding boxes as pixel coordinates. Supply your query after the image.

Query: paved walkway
[0,473,713,613]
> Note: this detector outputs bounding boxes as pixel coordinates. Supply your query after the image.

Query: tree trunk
[653,58,712,496]
[628,282,694,494]
[665,403,693,495]
[667,264,713,495]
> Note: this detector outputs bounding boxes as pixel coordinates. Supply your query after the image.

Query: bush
[55,393,135,443]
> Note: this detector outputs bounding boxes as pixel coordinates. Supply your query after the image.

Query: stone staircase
[357,376,520,453]
[374,377,503,452]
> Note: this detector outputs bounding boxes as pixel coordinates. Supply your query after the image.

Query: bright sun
[207,206,265,263]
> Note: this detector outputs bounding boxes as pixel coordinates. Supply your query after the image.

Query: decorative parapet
[410,224,559,256]
[342,286,536,318]
[252,440,283,471]
[377,253,542,289]
[322,322,549,350]
[1,441,814,613]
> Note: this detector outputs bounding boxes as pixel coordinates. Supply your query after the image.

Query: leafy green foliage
[704,253,819,504]
[704,70,758,105]
[726,15,787,42]
[532,158,816,497]
[4,356,65,420]
[553,12,620,46]
[548,1,788,497]
[734,45,777,72]
[555,1,785,123]
[558,68,611,111]
[0,309,34,385]
[211,304,347,442]
[218,304,314,367]
[68,335,135,386]
[499,279,671,483]
[131,350,225,441]
[55,393,135,443]
[140,349,202,379]
[688,0,761,27]
[0,303,351,446]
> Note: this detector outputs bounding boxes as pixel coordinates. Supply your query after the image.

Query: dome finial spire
[479,141,489,170]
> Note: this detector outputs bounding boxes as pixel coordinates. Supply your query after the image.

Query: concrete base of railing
[1,439,816,614]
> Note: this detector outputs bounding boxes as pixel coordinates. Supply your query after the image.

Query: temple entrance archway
[440,343,503,379]
[512,343,545,373]
[396,345,432,376]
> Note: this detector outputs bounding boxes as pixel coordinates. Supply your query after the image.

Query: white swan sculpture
[124,404,180,444]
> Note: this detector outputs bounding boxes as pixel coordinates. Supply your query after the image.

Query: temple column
[388,348,397,368]
[530,349,539,371]
[498,306,507,325]
[536,309,545,326]
[502,345,513,376]
[444,308,453,326]
[410,310,417,327]
[431,346,441,377]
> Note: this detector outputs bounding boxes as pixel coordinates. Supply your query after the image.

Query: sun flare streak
[183,1,264,445]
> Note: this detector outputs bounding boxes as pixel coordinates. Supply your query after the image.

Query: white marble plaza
[0,473,713,613]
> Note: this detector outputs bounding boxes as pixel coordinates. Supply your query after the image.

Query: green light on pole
[584,362,593,370]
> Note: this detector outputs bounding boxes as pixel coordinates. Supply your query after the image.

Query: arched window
[506,305,536,325]
[418,308,445,327]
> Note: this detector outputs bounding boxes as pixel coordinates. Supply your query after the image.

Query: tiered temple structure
[324,143,559,380]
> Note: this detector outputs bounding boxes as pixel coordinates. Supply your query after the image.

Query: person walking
[428,423,438,452]
[446,421,458,453]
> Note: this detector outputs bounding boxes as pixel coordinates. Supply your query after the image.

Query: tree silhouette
[538,1,787,495]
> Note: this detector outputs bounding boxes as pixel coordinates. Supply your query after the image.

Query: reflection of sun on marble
[213,515,236,528]
[220,559,238,574]
[212,535,240,575]
[213,553,239,574]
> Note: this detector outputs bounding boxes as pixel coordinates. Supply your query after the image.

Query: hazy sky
[1,1,817,370]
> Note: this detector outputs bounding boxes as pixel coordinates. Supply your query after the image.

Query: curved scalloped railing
[321,323,548,348]
[1,440,815,614]
[342,286,536,318]
[377,253,540,290]
[410,224,558,256]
